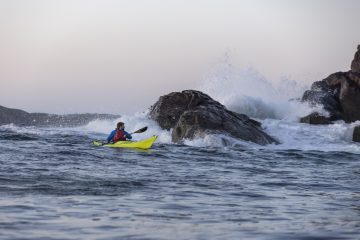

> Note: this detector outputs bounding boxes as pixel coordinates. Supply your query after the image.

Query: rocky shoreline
[0,105,119,127]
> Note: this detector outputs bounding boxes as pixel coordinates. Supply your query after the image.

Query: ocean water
[1,67,360,239]
[1,115,360,240]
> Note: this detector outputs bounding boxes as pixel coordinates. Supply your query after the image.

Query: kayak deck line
[92,135,158,150]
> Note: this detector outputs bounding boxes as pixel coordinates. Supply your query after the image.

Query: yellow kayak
[92,135,158,150]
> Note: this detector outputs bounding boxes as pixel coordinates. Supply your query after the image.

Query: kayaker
[107,122,132,143]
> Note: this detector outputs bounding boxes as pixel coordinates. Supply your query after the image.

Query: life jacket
[113,129,126,142]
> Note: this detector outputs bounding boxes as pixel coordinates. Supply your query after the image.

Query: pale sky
[1,0,359,114]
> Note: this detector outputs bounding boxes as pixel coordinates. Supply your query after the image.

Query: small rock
[353,126,360,142]
[300,112,332,125]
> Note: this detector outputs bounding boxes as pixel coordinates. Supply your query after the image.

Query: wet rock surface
[300,112,332,125]
[353,126,360,143]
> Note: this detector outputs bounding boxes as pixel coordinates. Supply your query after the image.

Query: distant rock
[0,105,31,126]
[300,112,332,125]
[0,105,119,127]
[149,90,278,145]
[301,45,360,123]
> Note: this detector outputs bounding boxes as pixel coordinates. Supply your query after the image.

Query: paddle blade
[92,140,105,146]
[133,126,148,134]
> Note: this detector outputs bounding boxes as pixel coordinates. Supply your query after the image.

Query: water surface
[0,125,359,240]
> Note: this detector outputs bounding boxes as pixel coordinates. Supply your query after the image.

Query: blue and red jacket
[107,129,132,143]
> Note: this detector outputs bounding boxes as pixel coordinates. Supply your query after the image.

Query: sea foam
[197,60,325,120]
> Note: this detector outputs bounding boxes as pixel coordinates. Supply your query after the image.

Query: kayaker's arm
[107,130,116,143]
[124,131,132,140]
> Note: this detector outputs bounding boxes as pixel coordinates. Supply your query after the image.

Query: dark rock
[301,45,360,123]
[149,90,278,145]
[302,78,342,121]
[0,105,119,127]
[0,105,32,126]
[337,72,360,122]
[353,126,360,142]
[351,45,360,73]
[300,112,332,125]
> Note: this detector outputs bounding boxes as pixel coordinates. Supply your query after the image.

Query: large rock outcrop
[0,105,119,127]
[149,90,278,145]
[302,45,360,123]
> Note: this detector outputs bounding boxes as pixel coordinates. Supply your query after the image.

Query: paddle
[130,126,148,135]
